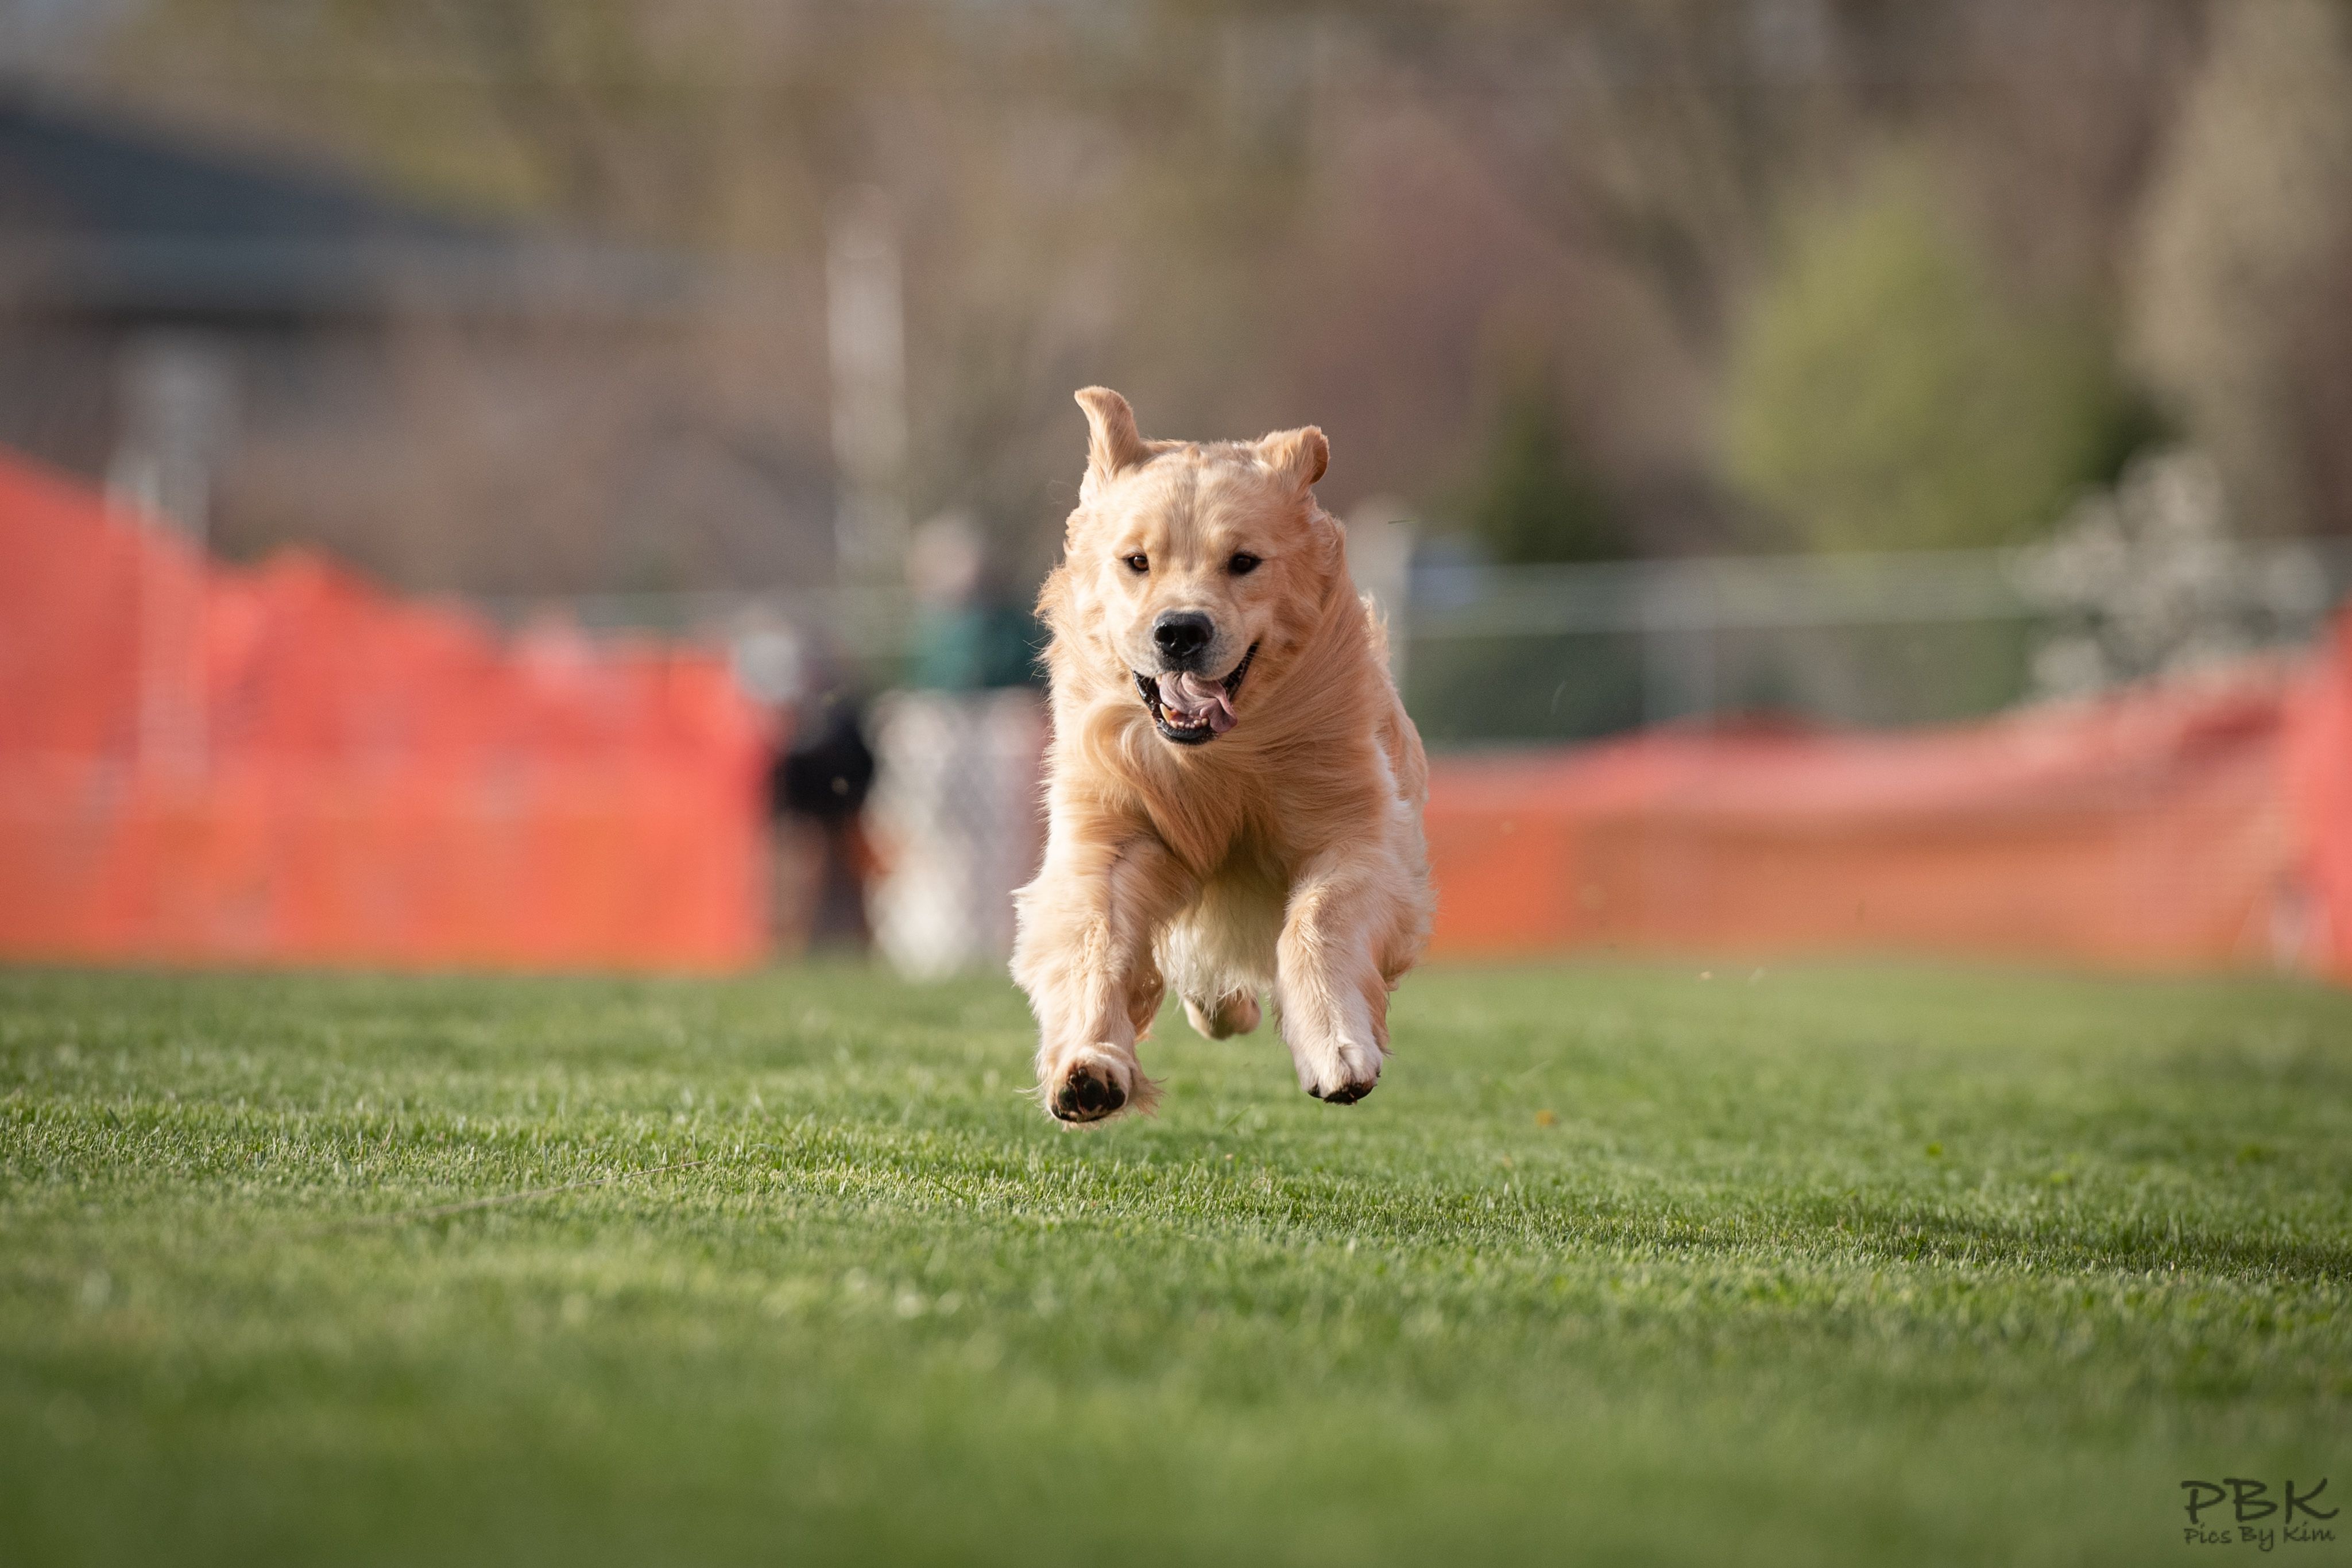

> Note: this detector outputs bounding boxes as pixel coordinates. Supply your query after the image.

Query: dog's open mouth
[1135,644,1256,746]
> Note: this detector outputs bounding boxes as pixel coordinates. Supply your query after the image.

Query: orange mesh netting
[2284,611,2352,978]
[7,443,2347,980]
[1426,642,2351,979]
[0,451,768,971]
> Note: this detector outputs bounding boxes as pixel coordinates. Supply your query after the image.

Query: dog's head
[1055,386,1340,747]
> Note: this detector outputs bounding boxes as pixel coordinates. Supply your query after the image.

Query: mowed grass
[1,962,2347,1567]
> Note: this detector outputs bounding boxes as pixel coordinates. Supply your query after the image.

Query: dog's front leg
[1011,827,1194,1122]
[1275,844,1403,1105]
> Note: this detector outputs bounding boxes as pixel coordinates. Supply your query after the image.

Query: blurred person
[865,513,1047,978]
[739,621,876,957]
[904,512,1042,691]
[770,683,877,956]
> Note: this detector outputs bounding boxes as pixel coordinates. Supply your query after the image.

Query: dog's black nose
[1152,611,1214,666]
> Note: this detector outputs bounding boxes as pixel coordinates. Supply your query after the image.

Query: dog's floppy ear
[1076,386,1154,502]
[1258,425,1329,493]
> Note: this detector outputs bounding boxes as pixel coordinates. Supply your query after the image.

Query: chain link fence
[1405,540,2351,746]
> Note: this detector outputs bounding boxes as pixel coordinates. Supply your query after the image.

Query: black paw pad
[1314,1081,1373,1106]
[1053,1069,1125,1121]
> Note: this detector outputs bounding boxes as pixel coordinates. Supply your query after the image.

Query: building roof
[0,90,699,323]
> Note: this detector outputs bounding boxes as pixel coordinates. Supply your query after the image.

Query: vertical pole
[826,186,910,584]
[109,335,235,784]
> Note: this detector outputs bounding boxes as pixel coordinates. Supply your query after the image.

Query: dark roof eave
[0,235,707,325]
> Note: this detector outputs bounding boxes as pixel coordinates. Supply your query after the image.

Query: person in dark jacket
[769,687,876,953]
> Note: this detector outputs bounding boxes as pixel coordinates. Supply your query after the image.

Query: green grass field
[2,961,2347,1566]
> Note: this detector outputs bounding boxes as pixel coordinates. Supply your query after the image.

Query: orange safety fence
[8,442,2350,981]
[2285,610,2352,979]
[1426,638,2352,980]
[0,451,769,971]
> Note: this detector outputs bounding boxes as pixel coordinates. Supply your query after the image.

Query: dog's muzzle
[1135,644,1257,746]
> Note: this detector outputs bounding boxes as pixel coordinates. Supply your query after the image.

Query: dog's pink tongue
[1161,671,1236,733]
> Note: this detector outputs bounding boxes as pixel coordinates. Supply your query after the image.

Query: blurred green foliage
[1464,370,1624,564]
[1726,155,2145,553]
[1406,631,1647,747]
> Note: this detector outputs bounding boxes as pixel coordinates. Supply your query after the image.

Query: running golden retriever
[1011,388,1433,1122]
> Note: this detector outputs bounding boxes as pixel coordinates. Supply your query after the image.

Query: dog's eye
[1122,553,1149,574]
[1228,553,1262,576]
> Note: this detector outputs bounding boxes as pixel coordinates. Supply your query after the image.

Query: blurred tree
[2131,0,2352,538]
[37,0,2226,590]
[1724,152,2137,552]
[1464,368,1623,564]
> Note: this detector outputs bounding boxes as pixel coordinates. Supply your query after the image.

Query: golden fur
[1010,388,1433,1122]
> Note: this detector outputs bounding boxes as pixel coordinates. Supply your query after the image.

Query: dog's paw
[1045,1047,1142,1124]
[1296,1036,1382,1106]
[1182,991,1262,1040]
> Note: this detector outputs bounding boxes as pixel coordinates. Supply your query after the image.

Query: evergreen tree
[1467,372,1623,564]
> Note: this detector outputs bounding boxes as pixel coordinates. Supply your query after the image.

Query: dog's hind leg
[1182,991,1261,1039]
[1162,869,1279,1042]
